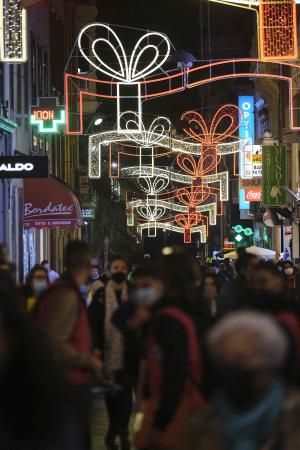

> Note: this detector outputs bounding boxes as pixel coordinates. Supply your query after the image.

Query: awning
[24,177,82,229]
[21,0,45,7]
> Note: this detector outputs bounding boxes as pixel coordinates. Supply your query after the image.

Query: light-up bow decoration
[175,212,203,244]
[173,105,240,242]
[180,104,240,178]
[136,203,166,237]
[177,104,240,205]
[78,23,171,133]
[208,0,299,61]
[126,173,170,233]
[119,112,171,177]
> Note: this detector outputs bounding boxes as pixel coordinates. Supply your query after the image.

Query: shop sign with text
[262,145,287,207]
[0,156,48,178]
[31,97,65,133]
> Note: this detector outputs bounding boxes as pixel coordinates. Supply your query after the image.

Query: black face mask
[111,271,127,284]
[216,364,259,409]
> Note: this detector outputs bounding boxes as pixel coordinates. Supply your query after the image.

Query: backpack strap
[157,306,202,383]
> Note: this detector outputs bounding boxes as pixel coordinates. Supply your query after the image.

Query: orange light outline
[65,59,300,135]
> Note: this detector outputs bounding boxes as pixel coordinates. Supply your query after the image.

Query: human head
[207,311,288,409]
[132,262,164,303]
[41,260,50,272]
[90,264,100,281]
[26,265,49,297]
[65,240,92,286]
[159,246,200,298]
[202,274,222,301]
[109,255,129,285]
[282,260,295,277]
[235,250,259,281]
[252,261,284,296]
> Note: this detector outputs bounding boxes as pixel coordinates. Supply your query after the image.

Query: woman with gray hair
[181,311,300,450]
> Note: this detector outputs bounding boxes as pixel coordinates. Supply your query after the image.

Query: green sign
[262,145,286,207]
[231,225,254,248]
[31,97,65,134]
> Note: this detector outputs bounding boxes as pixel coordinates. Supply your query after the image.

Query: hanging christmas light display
[0,0,28,62]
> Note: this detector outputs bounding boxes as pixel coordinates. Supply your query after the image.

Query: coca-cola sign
[245,188,262,202]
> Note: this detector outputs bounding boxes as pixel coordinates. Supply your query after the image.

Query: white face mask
[284,267,294,276]
[32,280,48,296]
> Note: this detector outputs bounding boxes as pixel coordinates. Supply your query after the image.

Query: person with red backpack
[38,240,103,450]
[134,247,204,450]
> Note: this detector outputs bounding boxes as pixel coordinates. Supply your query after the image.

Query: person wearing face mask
[282,261,300,302]
[38,240,103,450]
[88,255,131,450]
[23,265,49,315]
[111,263,164,389]
[86,265,104,306]
[181,311,300,450]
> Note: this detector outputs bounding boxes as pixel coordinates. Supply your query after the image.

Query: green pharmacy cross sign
[31,97,65,133]
[232,225,254,248]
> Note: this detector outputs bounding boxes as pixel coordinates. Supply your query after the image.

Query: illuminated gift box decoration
[78,23,171,133]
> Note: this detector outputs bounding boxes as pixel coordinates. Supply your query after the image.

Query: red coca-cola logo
[245,189,262,202]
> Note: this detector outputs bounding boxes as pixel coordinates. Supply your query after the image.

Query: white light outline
[129,199,217,225]
[89,130,246,161]
[77,23,171,82]
[117,83,142,133]
[122,166,229,201]
[0,0,28,63]
[137,174,170,195]
[78,24,171,134]
[89,144,101,179]
[137,222,207,243]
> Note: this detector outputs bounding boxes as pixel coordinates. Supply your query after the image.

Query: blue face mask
[132,287,159,305]
[79,284,90,297]
[32,280,48,297]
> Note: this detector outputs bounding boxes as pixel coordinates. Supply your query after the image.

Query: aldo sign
[0,156,48,178]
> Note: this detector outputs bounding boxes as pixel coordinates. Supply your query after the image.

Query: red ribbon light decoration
[175,105,240,241]
[175,212,202,244]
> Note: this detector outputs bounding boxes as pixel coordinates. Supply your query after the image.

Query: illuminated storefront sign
[0,0,28,62]
[31,97,65,133]
[239,96,255,179]
[245,187,262,202]
[0,156,48,178]
[242,144,262,179]
[239,96,255,210]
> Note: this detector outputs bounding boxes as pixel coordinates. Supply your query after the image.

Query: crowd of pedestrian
[1,241,300,450]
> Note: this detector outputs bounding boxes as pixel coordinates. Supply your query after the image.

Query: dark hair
[41,259,49,265]
[159,247,199,297]
[65,240,92,270]
[282,260,294,268]
[256,261,283,278]
[25,264,48,286]
[202,273,223,294]
[235,250,258,275]
[0,285,68,445]
[132,262,161,280]
[109,254,128,270]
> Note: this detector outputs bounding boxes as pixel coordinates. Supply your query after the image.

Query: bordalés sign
[0,156,48,178]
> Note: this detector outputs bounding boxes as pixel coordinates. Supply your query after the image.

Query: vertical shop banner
[262,145,287,207]
[239,96,255,210]
[239,96,255,179]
